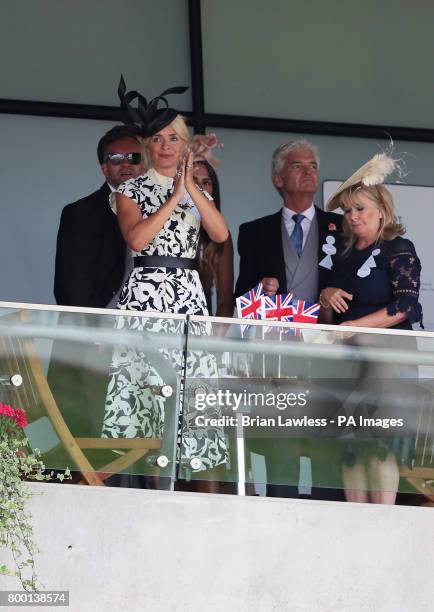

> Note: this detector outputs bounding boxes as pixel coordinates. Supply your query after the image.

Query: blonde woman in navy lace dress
[321,156,423,504]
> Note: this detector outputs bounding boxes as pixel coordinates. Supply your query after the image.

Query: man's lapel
[315,206,329,256]
[268,211,287,292]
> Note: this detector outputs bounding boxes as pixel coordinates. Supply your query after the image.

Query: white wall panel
[1,116,433,306]
[0,113,117,304]
[0,484,433,611]
[214,128,434,292]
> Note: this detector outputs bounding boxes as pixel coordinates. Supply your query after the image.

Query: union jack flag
[261,292,294,321]
[292,300,320,323]
[236,283,264,320]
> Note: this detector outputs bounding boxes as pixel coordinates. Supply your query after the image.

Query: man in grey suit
[236,139,341,300]
[235,139,344,499]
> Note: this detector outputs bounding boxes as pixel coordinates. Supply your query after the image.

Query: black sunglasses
[104,152,142,165]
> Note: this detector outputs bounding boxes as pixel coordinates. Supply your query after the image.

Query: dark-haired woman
[193,160,234,318]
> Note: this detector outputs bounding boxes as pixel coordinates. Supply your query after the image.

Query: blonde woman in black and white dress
[102,80,229,478]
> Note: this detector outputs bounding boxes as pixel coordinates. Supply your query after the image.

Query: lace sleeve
[387,238,423,327]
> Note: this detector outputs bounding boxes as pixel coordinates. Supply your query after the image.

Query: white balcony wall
[0,483,433,611]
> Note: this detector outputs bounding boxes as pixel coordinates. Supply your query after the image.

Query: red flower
[0,403,15,419]
[0,402,27,429]
[13,408,27,429]
[328,223,337,231]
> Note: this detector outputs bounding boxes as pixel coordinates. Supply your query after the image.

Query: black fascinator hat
[118,75,189,138]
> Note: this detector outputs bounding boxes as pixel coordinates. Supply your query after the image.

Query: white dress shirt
[282,203,315,249]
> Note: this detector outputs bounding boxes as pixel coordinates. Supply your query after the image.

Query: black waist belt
[133,255,198,271]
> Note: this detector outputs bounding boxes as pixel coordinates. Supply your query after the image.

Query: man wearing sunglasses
[54,125,145,307]
[50,126,146,488]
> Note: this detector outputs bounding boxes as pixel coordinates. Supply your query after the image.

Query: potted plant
[0,402,69,591]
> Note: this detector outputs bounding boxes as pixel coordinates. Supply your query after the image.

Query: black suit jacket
[54,183,126,307]
[235,206,343,297]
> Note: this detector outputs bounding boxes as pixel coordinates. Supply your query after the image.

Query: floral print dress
[102,169,228,473]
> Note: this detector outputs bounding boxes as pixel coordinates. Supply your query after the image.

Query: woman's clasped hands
[173,150,198,200]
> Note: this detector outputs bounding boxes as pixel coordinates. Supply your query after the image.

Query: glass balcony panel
[181,316,434,501]
[2,303,433,502]
[0,304,186,489]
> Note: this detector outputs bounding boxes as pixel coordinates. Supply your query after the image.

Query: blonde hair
[340,184,405,250]
[142,114,189,168]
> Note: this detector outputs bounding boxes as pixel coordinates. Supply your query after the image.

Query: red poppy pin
[328,223,336,231]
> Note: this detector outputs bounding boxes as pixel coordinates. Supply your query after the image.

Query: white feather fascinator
[327,153,396,211]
